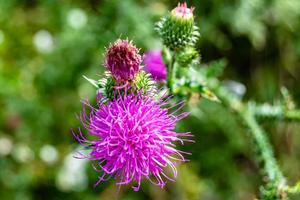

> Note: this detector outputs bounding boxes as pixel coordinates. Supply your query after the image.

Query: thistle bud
[132,70,156,94]
[105,39,142,81]
[176,46,200,67]
[98,71,156,101]
[98,72,115,101]
[156,2,200,50]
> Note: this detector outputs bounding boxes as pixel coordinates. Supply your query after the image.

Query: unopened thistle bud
[132,70,156,93]
[105,39,142,81]
[97,72,115,101]
[176,46,200,67]
[98,71,156,101]
[156,2,200,50]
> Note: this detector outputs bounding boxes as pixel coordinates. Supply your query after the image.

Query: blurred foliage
[0,0,300,199]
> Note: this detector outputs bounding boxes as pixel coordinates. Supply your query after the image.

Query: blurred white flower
[0,137,13,156]
[67,8,87,29]
[12,144,34,163]
[39,144,58,165]
[56,151,88,192]
[33,30,54,53]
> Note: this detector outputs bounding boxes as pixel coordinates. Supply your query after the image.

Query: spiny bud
[97,72,116,101]
[156,2,200,50]
[176,46,200,67]
[98,71,156,101]
[132,70,156,94]
[105,39,142,81]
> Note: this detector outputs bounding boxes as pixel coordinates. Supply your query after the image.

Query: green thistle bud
[176,46,200,67]
[133,70,156,94]
[98,70,156,102]
[156,2,200,50]
[98,72,115,101]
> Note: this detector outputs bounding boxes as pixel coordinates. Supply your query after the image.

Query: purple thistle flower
[73,92,192,191]
[105,39,142,81]
[143,50,167,81]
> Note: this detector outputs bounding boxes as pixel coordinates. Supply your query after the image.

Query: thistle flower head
[74,92,192,191]
[171,2,194,20]
[144,50,167,81]
[105,39,142,81]
[156,2,199,50]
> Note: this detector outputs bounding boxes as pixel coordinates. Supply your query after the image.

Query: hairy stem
[253,104,300,122]
[241,109,285,184]
[207,79,286,199]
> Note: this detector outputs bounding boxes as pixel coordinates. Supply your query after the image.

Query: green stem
[167,53,176,93]
[207,79,286,199]
[253,104,300,122]
[241,108,285,184]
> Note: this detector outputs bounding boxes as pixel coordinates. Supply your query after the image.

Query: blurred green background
[0,0,300,199]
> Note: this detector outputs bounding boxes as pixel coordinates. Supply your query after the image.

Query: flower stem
[167,53,176,93]
[240,108,285,184]
[207,79,287,199]
[253,104,300,122]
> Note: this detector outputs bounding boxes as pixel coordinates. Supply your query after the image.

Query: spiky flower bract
[144,50,167,81]
[105,39,142,81]
[156,2,200,50]
[74,92,192,191]
[97,71,156,102]
[132,71,156,94]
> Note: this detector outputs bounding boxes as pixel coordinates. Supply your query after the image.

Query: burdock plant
[73,2,300,199]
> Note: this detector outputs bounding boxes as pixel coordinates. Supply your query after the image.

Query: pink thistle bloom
[105,39,142,81]
[73,92,193,191]
[143,50,167,81]
[171,2,194,20]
